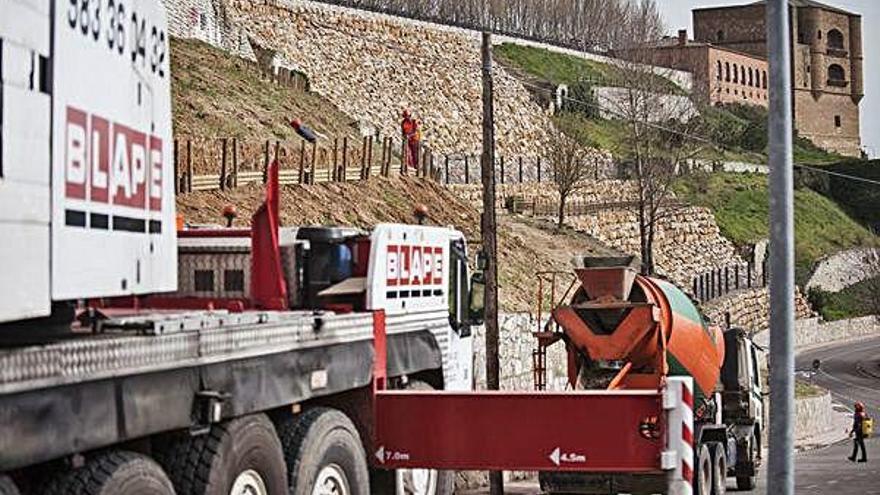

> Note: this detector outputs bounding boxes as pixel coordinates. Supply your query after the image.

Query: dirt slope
[171,37,363,170]
[177,176,615,311]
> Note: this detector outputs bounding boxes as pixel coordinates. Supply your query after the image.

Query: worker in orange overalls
[400,110,420,169]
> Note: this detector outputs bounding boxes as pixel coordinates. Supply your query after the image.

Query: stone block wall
[471,313,569,392]
[449,180,633,213]
[795,392,835,442]
[565,206,743,288]
[752,315,880,349]
[162,0,256,59]
[703,287,814,332]
[223,0,555,159]
[805,247,880,293]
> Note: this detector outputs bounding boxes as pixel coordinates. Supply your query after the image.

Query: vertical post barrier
[724,266,729,294]
[360,136,368,180]
[518,156,523,183]
[299,141,306,184]
[499,156,505,185]
[173,139,179,193]
[186,139,193,193]
[310,142,317,185]
[219,138,228,191]
[464,155,470,184]
[537,157,542,183]
[231,138,239,188]
[332,138,339,181]
[262,140,269,184]
[734,265,740,290]
[367,135,374,178]
[342,137,349,182]
[664,377,694,495]
[445,155,450,185]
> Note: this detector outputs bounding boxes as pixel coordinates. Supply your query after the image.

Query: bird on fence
[289,118,326,143]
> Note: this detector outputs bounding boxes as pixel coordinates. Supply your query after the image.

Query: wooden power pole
[480,31,504,495]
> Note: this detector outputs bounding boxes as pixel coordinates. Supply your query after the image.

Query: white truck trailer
[0,2,481,494]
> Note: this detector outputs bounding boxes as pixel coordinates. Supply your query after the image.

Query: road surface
[753,336,880,494]
[461,335,880,494]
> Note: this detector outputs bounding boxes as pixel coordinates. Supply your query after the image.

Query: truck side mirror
[468,272,486,326]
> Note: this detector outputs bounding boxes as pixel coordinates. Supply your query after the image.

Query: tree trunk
[557,192,567,228]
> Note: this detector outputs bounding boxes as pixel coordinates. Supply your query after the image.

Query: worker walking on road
[848,402,869,463]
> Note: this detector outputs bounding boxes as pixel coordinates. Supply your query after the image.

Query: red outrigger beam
[369,312,694,490]
[373,389,665,472]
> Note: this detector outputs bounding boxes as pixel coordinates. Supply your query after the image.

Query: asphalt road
[753,336,880,494]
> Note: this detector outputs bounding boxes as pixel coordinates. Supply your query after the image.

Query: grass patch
[674,173,877,283]
[553,113,627,152]
[494,43,683,94]
[808,278,880,321]
[795,379,825,398]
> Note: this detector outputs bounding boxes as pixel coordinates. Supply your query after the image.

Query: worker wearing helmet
[400,110,420,169]
[848,402,868,462]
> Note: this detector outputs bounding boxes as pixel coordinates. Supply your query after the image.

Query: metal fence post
[186,139,193,193]
[219,138,228,191]
[464,155,470,184]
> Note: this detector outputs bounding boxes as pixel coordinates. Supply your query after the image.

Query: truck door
[0,0,52,323]
[446,238,474,390]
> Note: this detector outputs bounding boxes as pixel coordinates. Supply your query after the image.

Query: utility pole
[766,1,795,495]
[480,30,503,495]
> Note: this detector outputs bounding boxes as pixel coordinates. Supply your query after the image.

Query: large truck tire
[695,444,713,495]
[156,413,288,495]
[710,443,727,495]
[735,431,757,491]
[278,407,370,495]
[0,475,20,495]
[372,381,455,495]
[42,451,174,495]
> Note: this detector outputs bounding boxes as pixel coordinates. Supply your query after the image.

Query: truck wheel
[710,444,727,495]
[278,407,370,495]
[735,432,757,491]
[42,451,173,495]
[0,475,20,495]
[695,444,712,495]
[156,414,288,495]
[372,381,455,495]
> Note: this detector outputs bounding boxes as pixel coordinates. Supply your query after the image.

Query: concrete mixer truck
[535,257,766,494]
[371,257,764,495]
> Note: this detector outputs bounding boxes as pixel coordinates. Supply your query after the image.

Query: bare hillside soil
[177,176,615,311]
[171,37,364,174]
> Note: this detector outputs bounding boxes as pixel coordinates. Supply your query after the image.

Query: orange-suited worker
[848,402,869,463]
[401,109,420,169]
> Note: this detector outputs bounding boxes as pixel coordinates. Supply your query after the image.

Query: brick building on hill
[648,30,770,108]
[691,0,864,157]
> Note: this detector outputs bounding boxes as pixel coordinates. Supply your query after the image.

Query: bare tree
[545,136,595,228]
[320,0,661,53]
[607,8,707,275]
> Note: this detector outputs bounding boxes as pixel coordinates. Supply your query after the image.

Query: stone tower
[693,0,863,157]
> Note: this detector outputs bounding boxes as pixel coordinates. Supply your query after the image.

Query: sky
[657,0,879,158]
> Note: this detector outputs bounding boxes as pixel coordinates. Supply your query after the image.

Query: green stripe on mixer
[668,353,709,402]
[655,279,704,326]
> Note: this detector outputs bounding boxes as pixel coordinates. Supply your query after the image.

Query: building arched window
[741,66,746,85]
[828,64,846,85]
[748,67,754,86]
[717,61,723,80]
[762,70,767,89]
[717,30,725,42]
[733,63,738,83]
[828,29,845,50]
[726,62,731,82]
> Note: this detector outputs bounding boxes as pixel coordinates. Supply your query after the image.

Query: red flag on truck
[250,159,288,310]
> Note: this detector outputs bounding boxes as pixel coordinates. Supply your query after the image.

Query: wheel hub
[313,464,350,495]
[230,469,268,495]
[397,468,438,495]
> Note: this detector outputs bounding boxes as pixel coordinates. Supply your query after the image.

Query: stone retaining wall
[704,287,814,332]
[795,392,835,442]
[752,315,880,349]
[565,206,742,289]
[224,0,560,161]
[805,247,880,294]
